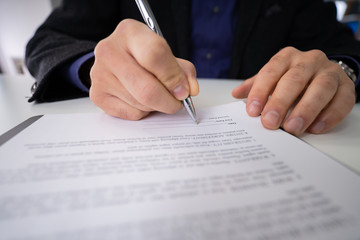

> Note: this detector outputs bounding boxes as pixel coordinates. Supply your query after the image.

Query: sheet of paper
[0,101,359,240]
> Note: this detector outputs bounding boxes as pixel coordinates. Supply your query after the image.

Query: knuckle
[97,99,148,121]
[137,82,159,106]
[317,72,340,91]
[89,87,104,107]
[279,46,297,55]
[287,67,307,85]
[94,39,113,62]
[136,82,182,114]
[259,65,280,78]
[149,36,168,52]
[293,62,307,72]
[111,108,146,121]
[143,37,169,62]
[94,39,107,55]
[89,65,100,84]
[306,49,326,60]
[161,70,184,89]
[116,18,137,35]
[300,100,322,118]
[269,54,285,64]
[178,58,196,71]
[89,65,110,89]
[123,109,148,121]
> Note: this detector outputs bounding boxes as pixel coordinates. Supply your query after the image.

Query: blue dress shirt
[190,0,238,78]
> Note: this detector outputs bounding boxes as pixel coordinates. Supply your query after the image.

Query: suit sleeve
[287,0,360,55]
[288,0,360,101]
[25,0,122,102]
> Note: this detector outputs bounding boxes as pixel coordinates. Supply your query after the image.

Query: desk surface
[1,74,360,173]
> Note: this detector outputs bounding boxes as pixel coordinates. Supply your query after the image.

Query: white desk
[1,74,360,173]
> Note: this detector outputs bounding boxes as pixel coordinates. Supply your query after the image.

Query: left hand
[232,47,356,136]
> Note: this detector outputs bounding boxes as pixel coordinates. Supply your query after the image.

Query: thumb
[176,58,199,97]
[232,76,255,99]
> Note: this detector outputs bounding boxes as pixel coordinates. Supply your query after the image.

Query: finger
[120,19,190,100]
[115,53,183,114]
[90,65,153,112]
[176,58,199,96]
[261,53,322,131]
[307,74,356,134]
[89,87,150,120]
[281,70,340,135]
[246,47,296,117]
[232,76,255,99]
[89,64,150,120]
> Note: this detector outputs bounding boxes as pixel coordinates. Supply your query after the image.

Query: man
[26,0,360,136]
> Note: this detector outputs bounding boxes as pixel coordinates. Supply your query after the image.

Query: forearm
[25,31,96,102]
[25,0,118,102]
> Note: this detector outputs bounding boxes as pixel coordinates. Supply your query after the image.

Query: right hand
[89,19,199,120]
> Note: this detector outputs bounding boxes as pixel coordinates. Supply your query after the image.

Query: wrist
[331,60,357,84]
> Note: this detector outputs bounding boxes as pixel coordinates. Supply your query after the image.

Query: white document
[0,101,359,240]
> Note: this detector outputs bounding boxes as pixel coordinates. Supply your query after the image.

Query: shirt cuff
[67,52,95,92]
[329,55,360,87]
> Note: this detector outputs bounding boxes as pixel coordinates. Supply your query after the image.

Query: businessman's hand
[89,19,199,120]
[232,47,356,136]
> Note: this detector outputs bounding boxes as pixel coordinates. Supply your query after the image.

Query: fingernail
[248,100,261,116]
[286,117,304,135]
[263,111,280,128]
[311,121,325,133]
[173,85,189,100]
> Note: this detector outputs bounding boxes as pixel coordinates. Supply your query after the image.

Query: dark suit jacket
[26,0,360,102]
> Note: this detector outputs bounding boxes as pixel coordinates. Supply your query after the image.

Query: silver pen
[134,0,198,124]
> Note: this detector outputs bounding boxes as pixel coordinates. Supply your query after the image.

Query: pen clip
[135,0,163,37]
